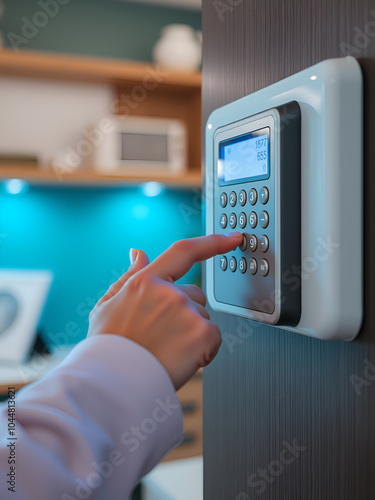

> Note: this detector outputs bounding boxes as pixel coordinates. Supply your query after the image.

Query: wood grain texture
[202,1,375,499]
[0,49,201,88]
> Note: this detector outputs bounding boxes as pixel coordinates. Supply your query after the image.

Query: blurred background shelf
[0,49,202,187]
[0,164,202,188]
[0,49,202,88]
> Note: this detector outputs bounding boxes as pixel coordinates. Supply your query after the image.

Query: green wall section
[1,0,201,61]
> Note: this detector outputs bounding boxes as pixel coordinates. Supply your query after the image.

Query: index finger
[146,232,243,282]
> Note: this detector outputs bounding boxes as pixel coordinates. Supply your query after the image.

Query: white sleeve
[0,335,184,500]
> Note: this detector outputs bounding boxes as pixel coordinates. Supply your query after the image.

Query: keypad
[260,259,269,276]
[249,211,257,229]
[239,257,247,274]
[229,257,237,272]
[220,213,228,229]
[220,192,228,208]
[249,258,257,275]
[218,186,272,278]
[229,213,237,229]
[239,212,247,229]
[249,234,257,251]
[239,190,247,206]
[249,188,257,205]
[259,235,269,252]
[229,191,237,207]
[220,255,228,271]
[259,211,269,229]
[240,234,247,251]
[260,186,269,204]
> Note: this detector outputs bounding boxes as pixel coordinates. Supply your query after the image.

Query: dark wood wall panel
[202,1,375,499]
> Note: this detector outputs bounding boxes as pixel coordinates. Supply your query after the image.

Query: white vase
[152,24,202,71]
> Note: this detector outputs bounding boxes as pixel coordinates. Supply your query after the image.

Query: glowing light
[140,182,166,197]
[208,123,213,130]
[2,179,29,195]
[310,75,317,80]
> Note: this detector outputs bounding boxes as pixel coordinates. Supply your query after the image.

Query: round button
[239,190,247,206]
[249,258,257,275]
[220,192,228,208]
[229,213,237,229]
[239,257,247,274]
[229,256,237,272]
[249,188,257,206]
[239,212,247,229]
[220,255,228,271]
[249,234,257,251]
[229,191,237,207]
[249,211,257,229]
[259,235,269,252]
[260,187,269,204]
[260,259,269,276]
[259,211,269,229]
[220,213,228,229]
[239,234,247,251]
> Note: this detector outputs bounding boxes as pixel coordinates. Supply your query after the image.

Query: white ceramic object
[152,24,202,71]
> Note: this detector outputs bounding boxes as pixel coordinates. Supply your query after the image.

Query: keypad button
[220,192,228,208]
[260,186,269,204]
[249,188,257,205]
[249,211,257,229]
[239,212,247,229]
[239,257,247,274]
[239,234,247,251]
[260,259,269,276]
[220,255,228,271]
[259,235,269,252]
[239,190,247,206]
[229,213,237,229]
[249,258,257,275]
[229,257,237,272]
[220,213,228,229]
[259,211,269,229]
[249,234,257,251]
[229,191,237,207]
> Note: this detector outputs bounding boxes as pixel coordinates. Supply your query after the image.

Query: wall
[202,1,375,499]
[0,0,201,61]
[0,0,202,346]
[1,185,201,346]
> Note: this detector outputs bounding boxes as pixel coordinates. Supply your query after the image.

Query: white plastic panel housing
[205,56,363,341]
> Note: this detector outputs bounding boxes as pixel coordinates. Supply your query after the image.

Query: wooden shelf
[0,165,202,188]
[0,49,201,89]
[0,49,202,187]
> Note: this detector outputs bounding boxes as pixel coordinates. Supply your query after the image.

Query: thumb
[91,248,149,313]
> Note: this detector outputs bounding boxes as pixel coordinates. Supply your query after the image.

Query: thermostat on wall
[205,56,363,341]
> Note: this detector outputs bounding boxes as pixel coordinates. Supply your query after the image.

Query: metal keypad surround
[210,102,301,326]
[216,183,275,313]
[214,113,277,316]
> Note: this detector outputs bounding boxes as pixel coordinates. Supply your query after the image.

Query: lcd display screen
[218,127,270,185]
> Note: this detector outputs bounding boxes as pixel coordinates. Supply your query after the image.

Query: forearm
[0,335,183,500]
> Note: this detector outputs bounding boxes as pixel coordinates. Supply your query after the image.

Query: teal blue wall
[1,186,202,346]
[0,1,202,347]
[1,0,201,61]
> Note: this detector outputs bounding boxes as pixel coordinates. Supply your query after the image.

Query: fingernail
[129,248,138,265]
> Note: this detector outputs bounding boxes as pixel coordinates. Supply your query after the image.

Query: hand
[88,233,242,390]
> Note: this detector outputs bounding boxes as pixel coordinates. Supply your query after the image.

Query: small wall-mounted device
[94,115,186,175]
[205,57,363,341]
